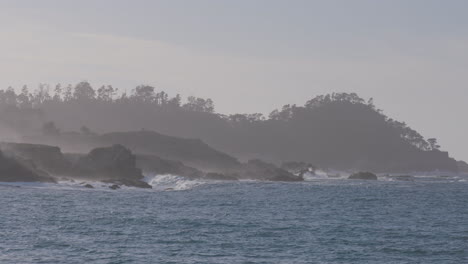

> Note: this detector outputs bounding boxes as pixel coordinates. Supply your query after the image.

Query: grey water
[1,176,468,264]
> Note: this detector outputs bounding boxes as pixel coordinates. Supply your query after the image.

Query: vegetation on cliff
[0,82,458,172]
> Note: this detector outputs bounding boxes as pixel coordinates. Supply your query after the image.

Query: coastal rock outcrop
[0,149,55,183]
[0,142,71,175]
[74,144,151,188]
[348,172,378,180]
[281,161,316,177]
[109,184,120,190]
[457,160,468,173]
[239,159,303,182]
[0,142,150,188]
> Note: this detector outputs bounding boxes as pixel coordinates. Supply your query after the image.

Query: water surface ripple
[1,177,467,263]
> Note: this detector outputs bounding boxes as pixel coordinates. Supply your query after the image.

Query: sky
[0,0,467,160]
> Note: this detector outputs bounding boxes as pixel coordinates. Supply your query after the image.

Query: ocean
[1,174,467,263]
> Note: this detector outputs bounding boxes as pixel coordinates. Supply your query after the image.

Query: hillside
[0,83,458,172]
[20,130,241,172]
[99,131,241,170]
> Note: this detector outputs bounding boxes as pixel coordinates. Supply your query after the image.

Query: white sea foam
[2,171,467,191]
[144,174,207,191]
[0,180,112,190]
[303,169,350,181]
[55,180,129,190]
[302,171,328,181]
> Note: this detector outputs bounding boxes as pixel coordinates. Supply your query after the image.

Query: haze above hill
[0,0,467,160]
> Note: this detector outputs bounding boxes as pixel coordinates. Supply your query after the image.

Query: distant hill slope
[21,130,241,172]
[99,131,241,170]
[217,94,459,172]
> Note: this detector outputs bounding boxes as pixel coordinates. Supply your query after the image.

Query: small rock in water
[109,184,120,190]
[348,172,378,180]
[84,184,94,188]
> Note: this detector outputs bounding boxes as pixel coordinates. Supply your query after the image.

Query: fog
[0,0,467,161]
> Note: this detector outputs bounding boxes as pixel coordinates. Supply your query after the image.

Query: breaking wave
[2,171,467,191]
[144,174,208,191]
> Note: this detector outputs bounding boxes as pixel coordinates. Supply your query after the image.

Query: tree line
[0,83,440,152]
[0,82,215,113]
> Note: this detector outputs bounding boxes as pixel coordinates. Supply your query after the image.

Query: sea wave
[144,174,208,191]
[0,180,138,191]
[302,170,350,181]
[1,171,467,191]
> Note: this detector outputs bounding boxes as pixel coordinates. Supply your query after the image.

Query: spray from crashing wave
[0,176,208,191]
[144,174,208,191]
[302,169,350,181]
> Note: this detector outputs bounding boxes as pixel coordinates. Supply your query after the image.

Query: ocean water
[1,174,468,264]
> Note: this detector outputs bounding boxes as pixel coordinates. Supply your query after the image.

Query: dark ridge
[100,131,241,171]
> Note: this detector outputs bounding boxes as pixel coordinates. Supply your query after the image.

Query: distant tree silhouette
[97,85,117,102]
[53,84,62,102]
[168,94,182,107]
[133,85,155,102]
[183,96,214,113]
[80,125,96,136]
[427,138,441,151]
[73,81,95,101]
[18,85,31,108]
[42,121,60,136]
[63,84,73,102]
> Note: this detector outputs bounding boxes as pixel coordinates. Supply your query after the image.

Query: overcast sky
[0,0,467,160]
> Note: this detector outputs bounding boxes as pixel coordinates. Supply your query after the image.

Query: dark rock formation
[281,161,316,177]
[203,172,238,181]
[109,184,120,190]
[457,160,468,173]
[0,149,56,183]
[238,159,303,182]
[136,154,203,179]
[74,144,151,188]
[0,142,72,175]
[348,172,378,180]
[83,184,94,188]
[0,142,150,188]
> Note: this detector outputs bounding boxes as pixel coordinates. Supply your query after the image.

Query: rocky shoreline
[0,142,309,188]
[0,138,462,189]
